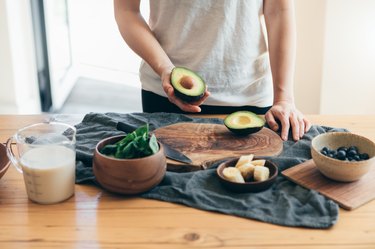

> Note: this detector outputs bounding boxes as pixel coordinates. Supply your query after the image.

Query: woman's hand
[161,69,210,113]
[263,0,310,141]
[265,101,311,141]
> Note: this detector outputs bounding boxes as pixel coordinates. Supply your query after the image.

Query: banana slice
[253,166,270,182]
[222,167,245,183]
[251,159,266,166]
[235,154,254,168]
[237,163,256,181]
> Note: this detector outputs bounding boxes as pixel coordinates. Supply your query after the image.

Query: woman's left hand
[265,101,311,141]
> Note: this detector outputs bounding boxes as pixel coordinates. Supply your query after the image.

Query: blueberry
[348,146,358,152]
[319,145,367,162]
[337,150,346,160]
[360,153,369,160]
[347,149,357,157]
[337,146,348,152]
[322,147,329,153]
[331,150,337,157]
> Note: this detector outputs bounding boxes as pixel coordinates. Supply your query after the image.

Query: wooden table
[0,114,375,249]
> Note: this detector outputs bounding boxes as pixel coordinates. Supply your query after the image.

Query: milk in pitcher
[20,145,75,204]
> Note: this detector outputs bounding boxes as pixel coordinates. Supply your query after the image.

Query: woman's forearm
[264,0,296,104]
[114,0,174,76]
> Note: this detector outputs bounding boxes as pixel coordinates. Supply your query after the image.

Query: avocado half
[170,67,206,103]
[224,111,265,135]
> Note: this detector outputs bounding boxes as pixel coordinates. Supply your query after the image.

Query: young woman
[114,0,311,141]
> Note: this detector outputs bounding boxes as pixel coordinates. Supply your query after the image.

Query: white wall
[0,0,40,114]
[294,0,375,114]
[320,0,375,114]
[294,0,326,114]
[0,0,17,110]
[68,0,149,85]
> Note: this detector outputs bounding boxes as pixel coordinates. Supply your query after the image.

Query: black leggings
[141,90,271,115]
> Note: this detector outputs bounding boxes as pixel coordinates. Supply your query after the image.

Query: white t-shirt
[140,0,273,107]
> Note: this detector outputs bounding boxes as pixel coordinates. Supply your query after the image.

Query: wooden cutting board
[282,159,375,210]
[153,123,283,172]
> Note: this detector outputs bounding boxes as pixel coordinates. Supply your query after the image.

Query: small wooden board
[282,159,375,210]
[154,123,283,172]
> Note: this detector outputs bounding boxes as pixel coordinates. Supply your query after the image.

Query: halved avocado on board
[170,67,206,103]
[224,111,265,135]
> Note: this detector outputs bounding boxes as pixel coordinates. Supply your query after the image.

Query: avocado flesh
[224,111,265,135]
[170,67,206,102]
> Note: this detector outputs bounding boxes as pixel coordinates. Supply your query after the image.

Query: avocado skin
[170,67,206,103]
[173,89,205,103]
[226,126,264,136]
[224,111,265,136]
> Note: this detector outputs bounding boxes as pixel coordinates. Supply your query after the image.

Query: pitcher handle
[6,136,23,173]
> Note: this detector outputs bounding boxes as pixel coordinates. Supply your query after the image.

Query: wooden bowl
[217,157,278,193]
[93,135,166,195]
[311,132,375,182]
[0,143,11,180]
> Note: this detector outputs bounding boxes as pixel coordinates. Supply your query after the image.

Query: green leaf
[102,123,158,159]
[149,134,159,154]
[134,124,149,137]
[117,141,137,159]
[100,144,118,155]
[115,132,136,146]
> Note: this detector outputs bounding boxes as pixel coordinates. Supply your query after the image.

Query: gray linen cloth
[75,112,342,228]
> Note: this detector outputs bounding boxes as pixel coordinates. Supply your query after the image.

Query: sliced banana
[235,154,254,168]
[253,166,270,182]
[222,167,245,183]
[237,163,256,181]
[251,159,266,166]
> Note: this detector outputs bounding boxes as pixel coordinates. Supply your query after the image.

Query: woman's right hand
[161,68,210,113]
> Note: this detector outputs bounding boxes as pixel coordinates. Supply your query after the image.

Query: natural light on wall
[320,0,375,114]
[68,0,149,85]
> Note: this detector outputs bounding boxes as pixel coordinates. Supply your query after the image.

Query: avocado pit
[180,76,195,90]
[170,67,206,103]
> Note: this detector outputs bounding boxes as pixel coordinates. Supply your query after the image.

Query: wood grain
[0,115,375,248]
[154,123,283,171]
[282,159,375,210]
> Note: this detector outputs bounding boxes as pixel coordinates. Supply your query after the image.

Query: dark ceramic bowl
[0,143,11,180]
[217,157,278,193]
[93,135,167,195]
